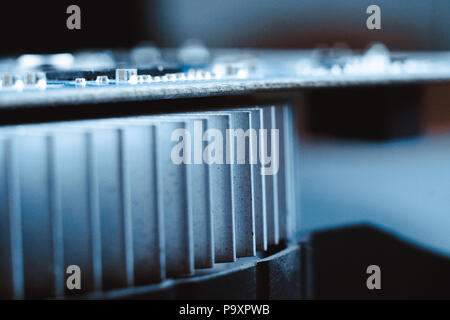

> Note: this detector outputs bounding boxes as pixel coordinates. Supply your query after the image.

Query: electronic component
[0,42,449,300]
[0,105,296,298]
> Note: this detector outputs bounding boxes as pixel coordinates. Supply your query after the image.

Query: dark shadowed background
[0,0,449,56]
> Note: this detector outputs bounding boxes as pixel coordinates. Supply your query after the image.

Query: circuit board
[1,43,450,108]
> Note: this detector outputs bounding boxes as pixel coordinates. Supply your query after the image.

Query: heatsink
[0,105,297,299]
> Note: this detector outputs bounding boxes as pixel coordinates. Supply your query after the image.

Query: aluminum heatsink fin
[132,115,214,269]
[0,138,14,299]
[65,121,164,286]
[0,126,102,298]
[249,108,266,252]
[0,138,24,299]
[262,107,280,246]
[155,121,195,277]
[88,128,130,290]
[0,103,297,298]
[282,106,297,240]
[107,122,166,284]
[52,130,99,295]
[275,106,289,242]
[184,113,235,263]
[227,110,256,258]
[72,119,166,284]
[233,108,267,252]
[95,117,196,277]
[106,117,195,276]
[119,125,164,284]
[35,125,121,295]
[169,117,213,269]
[184,118,214,269]
[10,133,61,298]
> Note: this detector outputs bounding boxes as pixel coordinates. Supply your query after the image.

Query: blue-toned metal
[233,108,267,251]
[262,107,280,246]
[121,115,213,269]
[181,113,235,263]
[0,138,24,299]
[0,105,296,298]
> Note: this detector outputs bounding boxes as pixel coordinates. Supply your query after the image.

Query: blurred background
[0,0,449,55]
[151,0,450,50]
